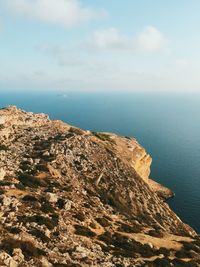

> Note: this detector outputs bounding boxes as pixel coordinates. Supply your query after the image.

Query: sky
[0,0,200,92]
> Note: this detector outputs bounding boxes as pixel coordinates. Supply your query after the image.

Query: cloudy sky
[0,0,200,92]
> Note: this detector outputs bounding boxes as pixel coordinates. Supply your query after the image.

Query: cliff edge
[0,106,199,267]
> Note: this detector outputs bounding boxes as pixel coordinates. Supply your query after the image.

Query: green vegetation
[92,132,116,144]
[18,214,59,230]
[74,224,96,237]
[117,222,142,233]
[29,229,50,243]
[96,217,111,227]
[22,195,38,202]
[0,144,9,151]
[73,212,85,222]
[1,238,46,259]
[69,127,85,135]
[18,173,47,188]
[148,229,164,238]
[40,202,55,213]
[98,231,155,258]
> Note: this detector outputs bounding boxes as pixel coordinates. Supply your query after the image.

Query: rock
[147,242,153,249]
[2,196,12,206]
[12,248,24,263]
[40,257,53,267]
[189,250,200,257]
[0,116,6,124]
[0,251,17,267]
[45,229,51,238]
[46,193,58,203]
[0,168,6,180]
[64,199,72,211]
[28,158,34,165]
[43,151,50,157]
[72,245,90,259]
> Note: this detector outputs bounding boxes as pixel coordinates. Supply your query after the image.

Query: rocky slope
[0,106,199,267]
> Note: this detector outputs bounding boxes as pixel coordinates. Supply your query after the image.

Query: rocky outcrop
[95,132,174,199]
[0,106,199,267]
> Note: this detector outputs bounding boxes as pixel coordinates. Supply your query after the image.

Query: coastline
[148,178,175,200]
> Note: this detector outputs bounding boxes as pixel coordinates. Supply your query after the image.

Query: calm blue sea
[1,91,200,232]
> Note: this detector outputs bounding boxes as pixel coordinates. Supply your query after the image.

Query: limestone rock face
[0,106,200,267]
[95,132,174,199]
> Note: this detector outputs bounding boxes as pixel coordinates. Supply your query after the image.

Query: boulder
[46,193,58,203]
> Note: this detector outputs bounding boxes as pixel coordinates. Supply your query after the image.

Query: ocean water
[1,91,200,232]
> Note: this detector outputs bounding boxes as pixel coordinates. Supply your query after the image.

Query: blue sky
[0,0,200,92]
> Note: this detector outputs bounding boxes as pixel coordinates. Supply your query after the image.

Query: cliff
[0,106,199,267]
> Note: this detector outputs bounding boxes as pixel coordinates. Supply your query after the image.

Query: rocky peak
[0,106,49,126]
[0,106,199,267]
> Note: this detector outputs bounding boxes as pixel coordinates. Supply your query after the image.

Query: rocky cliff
[0,106,199,267]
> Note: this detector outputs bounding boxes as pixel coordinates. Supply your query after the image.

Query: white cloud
[136,26,168,52]
[3,0,106,27]
[94,28,126,49]
[93,26,169,52]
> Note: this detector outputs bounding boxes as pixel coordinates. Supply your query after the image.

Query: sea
[1,91,200,233]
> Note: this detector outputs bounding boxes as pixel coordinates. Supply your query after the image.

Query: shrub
[117,222,142,233]
[7,227,21,234]
[18,214,59,230]
[172,259,199,267]
[0,188,5,194]
[0,181,12,186]
[98,232,155,258]
[96,217,111,227]
[157,247,170,257]
[73,212,85,222]
[18,173,47,188]
[150,257,172,267]
[74,225,96,237]
[182,241,200,253]
[22,195,38,202]
[29,229,49,243]
[148,229,164,238]
[92,132,116,144]
[0,238,46,259]
[69,127,85,135]
[0,144,9,151]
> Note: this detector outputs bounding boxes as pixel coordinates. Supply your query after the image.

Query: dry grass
[117,232,193,250]
[5,188,28,199]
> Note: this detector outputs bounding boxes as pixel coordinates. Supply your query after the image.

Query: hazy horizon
[2,89,200,95]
